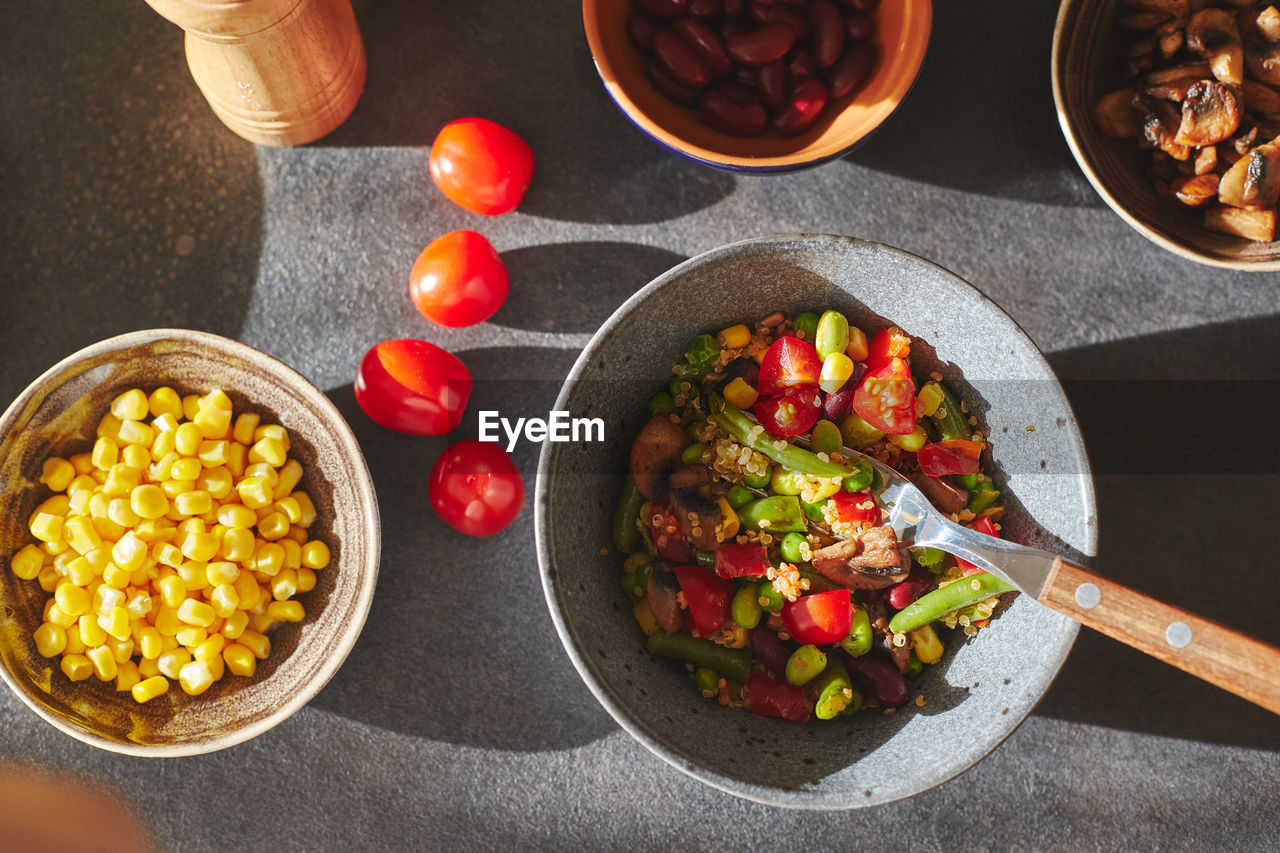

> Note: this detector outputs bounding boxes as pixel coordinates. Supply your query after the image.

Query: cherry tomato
[757,336,822,395]
[955,515,1001,575]
[354,339,471,435]
[746,671,811,722]
[714,542,771,578]
[754,386,822,436]
[674,564,733,636]
[829,490,879,525]
[428,117,535,216]
[916,439,983,477]
[865,325,911,369]
[781,589,853,646]
[651,503,693,563]
[851,357,917,435]
[409,230,509,328]
[428,440,525,537]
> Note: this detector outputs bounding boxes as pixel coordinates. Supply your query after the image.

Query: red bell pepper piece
[650,503,692,564]
[829,490,879,525]
[955,514,1000,575]
[674,564,733,637]
[714,542,771,579]
[916,439,983,477]
[745,671,812,722]
[780,589,853,646]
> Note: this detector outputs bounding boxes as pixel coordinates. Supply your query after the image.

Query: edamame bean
[726,485,755,509]
[793,312,820,341]
[742,467,772,489]
[780,532,806,564]
[694,667,720,693]
[810,419,842,455]
[841,458,874,492]
[840,605,873,657]
[785,644,827,686]
[738,496,807,533]
[681,442,707,466]
[757,581,785,612]
[814,310,850,359]
[650,391,677,415]
[813,657,855,719]
[732,583,763,629]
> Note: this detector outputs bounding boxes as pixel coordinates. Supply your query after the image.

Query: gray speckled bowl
[536,235,1097,808]
[0,329,379,755]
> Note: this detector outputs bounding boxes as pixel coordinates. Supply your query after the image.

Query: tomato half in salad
[852,357,917,435]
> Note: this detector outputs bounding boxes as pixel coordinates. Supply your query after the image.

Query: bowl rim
[535,234,1097,808]
[581,0,934,172]
[1050,0,1280,272]
[0,328,381,756]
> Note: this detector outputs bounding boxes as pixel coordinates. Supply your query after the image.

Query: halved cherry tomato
[409,230,509,328]
[354,339,471,435]
[756,336,822,396]
[866,325,911,369]
[674,564,733,637]
[650,504,693,563]
[829,490,879,525]
[714,542,771,578]
[955,514,1001,575]
[746,671,812,722]
[754,387,822,436]
[429,117,535,216]
[780,589,853,646]
[851,357,917,435]
[428,440,525,537]
[916,439,983,477]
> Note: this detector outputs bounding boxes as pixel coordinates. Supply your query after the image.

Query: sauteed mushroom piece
[1217,133,1280,207]
[1187,8,1244,85]
[1166,173,1221,206]
[1134,93,1192,158]
[629,415,690,501]
[1205,204,1277,240]
[1094,87,1141,137]
[1175,80,1243,145]
[1258,7,1280,43]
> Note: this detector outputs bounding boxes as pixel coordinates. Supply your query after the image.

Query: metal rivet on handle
[1166,622,1192,649]
[1074,582,1101,609]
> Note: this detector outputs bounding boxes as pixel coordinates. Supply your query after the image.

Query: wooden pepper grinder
[144,0,366,146]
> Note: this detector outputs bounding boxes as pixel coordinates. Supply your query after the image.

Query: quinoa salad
[611,310,1015,722]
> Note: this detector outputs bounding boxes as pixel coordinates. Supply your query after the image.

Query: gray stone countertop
[2,0,1278,850]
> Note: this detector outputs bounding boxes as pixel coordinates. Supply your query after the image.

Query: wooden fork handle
[1040,559,1280,715]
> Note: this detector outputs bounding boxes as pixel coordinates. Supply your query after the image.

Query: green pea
[793,312,820,342]
[911,546,945,569]
[780,532,807,564]
[757,582,785,612]
[732,583,763,629]
[839,412,885,449]
[695,549,717,570]
[742,466,772,489]
[814,310,851,359]
[687,334,722,367]
[842,458,875,492]
[840,606,873,658]
[785,644,828,686]
[681,442,707,466]
[694,667,720,693]
[620,567,647,596]
[726,485,755,509]
[905,652,923,679]
[809,419,841,455]
[649,391,677,415]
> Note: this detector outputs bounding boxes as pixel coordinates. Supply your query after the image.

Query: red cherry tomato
[650,503,693,563]
[354,339,471,435]
[429,117,535,216]
[829,490,879,525]
[745,671,812,722]
[757,336,822,395]
[916,439,983,477]
[866,325,911,369]
[409,230,509,328]
[851,357,917,435]
[780,589,853,646]
[674,564,733,636]
[753,387,822,436]
[955,515,1001,575]
[714,542,771,578]
[428,440,525,537]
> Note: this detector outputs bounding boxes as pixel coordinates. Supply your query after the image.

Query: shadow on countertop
[1034,315,1280,749]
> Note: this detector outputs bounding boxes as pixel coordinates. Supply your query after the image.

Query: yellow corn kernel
[148,451,178,482]
[107,497,141,529]
[39,457,76,492]
[137,656,160,678]
[33,622,67,657]
[160,478,196,499]
[910,624,945,665]
[169,456,202,483]
[29,510,64,544]
[722,376,759,410]
[102,464,141,498]
[176,598,216,628]
[201,389,233,412]
[87,493,110,520]
[150,428,176,459]
[300,540,330,570]
[237,477,273,510]
[63,627,87,655]
[819,352,855,394]
[132,674,169,703]
[220,527,254,562]
[110,638,135,664]
[160,634,179,653]
[257,511,289,541]
[177,561,209,592]
[121,443,151,470]
[253,423,289,448]
[150,410,180,435]
[175,626,207,649]
[42,538,69,557]
[203,588,234,622]
[291,492,317,528]
[916,382,945,419]
[253,542,284,577]
[179,394,199,421]
[67,487,92,516]
[174,490,212,517]
[87,645,118,681]
[93,584,124,615]
[239,628,271,660]
[61,653,93,682]
[137,626,162,659]
[194,405,231,440]
[281,539,301,571]
[216,503,255,530]
[130,484,170,520]
[271,497,301,526]
[178,660,215,696]
[115,660,141,693]
[271,568,298,601]
[718,323,751,349]
[205,561,239,586]
[174,421,203,456]
[298,566,318,593]
[220,610,249,640]
[633,598,659,636]
[102,562,132,589]
[136,519,177,544]
[886,424,928,453]
[66,556,96,585]
[99,606,131,641]
[284,525,308,544]
[222,643,257,677]
[47,603,77,629]
[266,600,304,623]
[157,647,191,679]
[232,571,262,611]
[91,436,119,471]
[69,453,93,475]
[225,442,247,478]
[154,605,180,637]
[198,466,234,500]
[248,437,287,467]
[126,589,153,619]
[232,412,260,446]
[180,531,219,563]
[273,458,304,499]
[153,542,184,569]
[55,582,91,617]
[194,634,226,663]
[116,419,154,446]
[11,544,45,580]
[846,326,869,362]
[148,386,182,419]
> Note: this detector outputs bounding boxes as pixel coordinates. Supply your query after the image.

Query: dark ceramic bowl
[1053,0,1280,270]
[536,235,1097,808]
[0,330,379,755]
[582,0,932,172]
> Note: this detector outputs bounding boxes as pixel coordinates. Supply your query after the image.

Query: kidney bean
[722,0,746,14]
[653,28,712,88]
[746,672,812,722]
[750,0,810,40]
[647,57,702,107]
[751,626,796,679]
[725,22,795,66]
[842,0,879,10]
[822,386,856,421]
[844,9,874,40]
[718,17,752,40]
[699,86,768,135]
[808,0,844,68]
[772,77,828,135]
[687,0,722,17]
[715,79,759,102]
[844,651,909,707]
[756,59,788,109]
[627,14,661,52]
[826,39,875,98]
[673,17,732,76]
[788,49,816,82]
[636,0,688,18]
[887,568,934,612]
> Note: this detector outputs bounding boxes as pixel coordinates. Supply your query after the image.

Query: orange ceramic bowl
[583,0,932,172]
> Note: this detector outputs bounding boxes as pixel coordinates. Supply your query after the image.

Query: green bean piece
[967,484,1000,515]
[738,496,807,533]
[929,382,971,441]
[646,631,753,684]
[726,485,755,509]
[905,652,923,678]
[742,467,772,489]
[956,472,979,491]
[732,582,763,629]
[841,458,874,492]
[800,497,827,523]
[814,311,850,359]
[682,442,708,466]
[838,412,885,450]
[710,394,853,480]
[779,532,807,564]
[793,312,820,342]
[757,581,785,612]
[693,667,720,693]
[649,391,677,415]
[812,656,855,720]
[785,644,827,686]
[888,573,1017,634]
[612,476,646,554]
[810,419,842,455]
[687,333,722,367]
[695,549,717,570]
[840,606,873,657]
[911,546,945,568]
